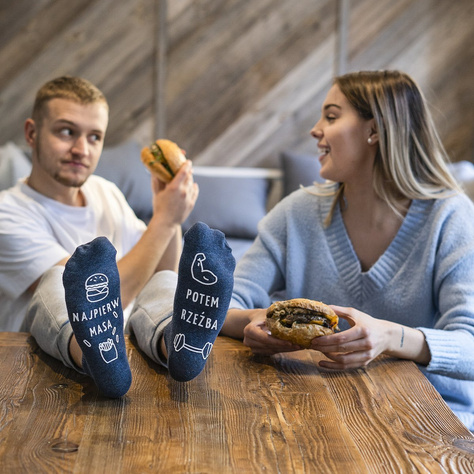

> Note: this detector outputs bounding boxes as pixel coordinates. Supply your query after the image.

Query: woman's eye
[326,115,336,122]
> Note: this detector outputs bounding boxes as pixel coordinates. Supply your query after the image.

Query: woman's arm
[222,308,302,355]
[311,306,431,370]
[221,308,254,339]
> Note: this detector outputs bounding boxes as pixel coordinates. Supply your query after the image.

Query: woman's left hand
[310,305,395,370]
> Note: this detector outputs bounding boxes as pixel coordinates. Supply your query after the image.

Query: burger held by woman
[221,70,474,430]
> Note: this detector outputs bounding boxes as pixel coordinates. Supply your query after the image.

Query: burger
[85,273,109,303]
[140,139,187,183]
[266,298,339,348]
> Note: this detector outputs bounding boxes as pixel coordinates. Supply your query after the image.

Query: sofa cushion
[226,237,254,261]
[448,161,474,202]
[95,140,153,221]
[280,151,324,197]
[182,167,272,239]
[0,142,32,191]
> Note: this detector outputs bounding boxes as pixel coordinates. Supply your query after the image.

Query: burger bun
[266,298,338,348]
[140,139,187,182]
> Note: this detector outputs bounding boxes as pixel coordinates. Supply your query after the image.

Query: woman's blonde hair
[318,70,461,224]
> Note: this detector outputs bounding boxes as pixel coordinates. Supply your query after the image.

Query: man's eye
[90,134,102,143]
[59,128,73,137]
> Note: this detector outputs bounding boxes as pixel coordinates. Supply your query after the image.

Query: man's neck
[26,174,85,207]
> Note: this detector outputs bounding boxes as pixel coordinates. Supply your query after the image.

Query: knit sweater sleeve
[229,196,291,310]
[418,195,474,381]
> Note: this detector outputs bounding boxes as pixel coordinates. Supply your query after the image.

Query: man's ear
[24,119,37,147]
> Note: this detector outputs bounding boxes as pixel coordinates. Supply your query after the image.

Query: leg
[163,222,235,381]
[127,270,177,367]
[62,237,132,398]
[24,266,77,370]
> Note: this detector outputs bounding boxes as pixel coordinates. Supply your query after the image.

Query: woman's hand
[310,305,431,369]
[224,305,430,364]
[310,305,396,370]
[242,309,302,355]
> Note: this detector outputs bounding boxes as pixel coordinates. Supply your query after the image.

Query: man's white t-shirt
[0,175,147,331]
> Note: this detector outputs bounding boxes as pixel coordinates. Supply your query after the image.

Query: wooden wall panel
[171,0,474,167]
[0,0,156,147]
[346,0,474,163]
[0,0,472,167]
[166,0,336,166]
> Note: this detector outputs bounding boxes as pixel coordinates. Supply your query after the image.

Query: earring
[368,137,373,144]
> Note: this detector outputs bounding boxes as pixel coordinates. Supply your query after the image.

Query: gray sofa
[96,143,326,260]
[3,139,473,261]
[0,140,325,261]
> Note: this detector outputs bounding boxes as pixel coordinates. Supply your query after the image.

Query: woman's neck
[342,183,409,225]
[341,184,411,271]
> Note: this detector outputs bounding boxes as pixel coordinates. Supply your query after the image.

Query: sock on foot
[164,222,236,381]
[63,236,132,398]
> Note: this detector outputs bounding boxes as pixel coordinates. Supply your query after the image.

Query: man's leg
[127,270,177,367]
[129,222,235,382]
[62,237,132,398]
[24,266,77,370]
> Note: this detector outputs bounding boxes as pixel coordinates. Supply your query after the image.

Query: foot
[164,222,236,381]
[63,237,132,398]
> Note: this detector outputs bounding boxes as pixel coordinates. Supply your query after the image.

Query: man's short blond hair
[32,76,108,125]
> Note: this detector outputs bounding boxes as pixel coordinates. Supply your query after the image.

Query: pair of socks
[63,223,235,397]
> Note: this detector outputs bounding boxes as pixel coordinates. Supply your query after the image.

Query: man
[0,77,235,397]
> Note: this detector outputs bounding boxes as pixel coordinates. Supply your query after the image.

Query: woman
[221,70,474,430]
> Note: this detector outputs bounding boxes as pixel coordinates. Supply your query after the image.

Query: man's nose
[72,136,88,155]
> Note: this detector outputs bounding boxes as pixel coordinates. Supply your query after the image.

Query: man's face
[30,98,109,188]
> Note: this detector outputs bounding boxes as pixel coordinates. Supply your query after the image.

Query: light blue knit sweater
[230,187,474,429]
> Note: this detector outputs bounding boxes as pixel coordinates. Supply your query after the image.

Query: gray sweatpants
[22,266,177,371]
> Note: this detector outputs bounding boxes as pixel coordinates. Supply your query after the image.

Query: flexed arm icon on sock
[191,253,218,285]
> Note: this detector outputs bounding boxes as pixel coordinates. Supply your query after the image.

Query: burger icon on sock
[85,273,109,303]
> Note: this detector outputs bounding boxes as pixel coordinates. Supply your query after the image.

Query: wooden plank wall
[0,0,472,168]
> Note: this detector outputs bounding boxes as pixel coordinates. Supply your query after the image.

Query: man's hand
[151,160,199,228]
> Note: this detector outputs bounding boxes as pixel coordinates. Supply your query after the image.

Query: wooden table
[0,333,473,473]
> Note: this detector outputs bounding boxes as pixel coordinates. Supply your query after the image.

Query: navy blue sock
[62,237,132,398]
[164,222,235,381]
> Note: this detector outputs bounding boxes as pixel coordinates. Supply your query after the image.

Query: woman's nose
[310,121,322,139]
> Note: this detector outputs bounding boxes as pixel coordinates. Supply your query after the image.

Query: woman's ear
[24,119,37,147]
[367,119,379,145]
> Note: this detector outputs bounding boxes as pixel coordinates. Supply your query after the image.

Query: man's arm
[117,161,198,308]
[156,226,182,273]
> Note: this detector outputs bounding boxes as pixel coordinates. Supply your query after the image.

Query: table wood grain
[0,332,473,473]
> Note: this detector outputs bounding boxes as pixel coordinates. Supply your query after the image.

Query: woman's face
[310,84,376,184]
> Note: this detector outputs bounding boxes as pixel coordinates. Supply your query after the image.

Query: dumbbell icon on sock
[173,333,213,360]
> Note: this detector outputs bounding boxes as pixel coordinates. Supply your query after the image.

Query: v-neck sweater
[230,186,474,429]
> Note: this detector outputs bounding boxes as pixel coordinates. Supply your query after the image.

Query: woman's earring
[368,137,373,144]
